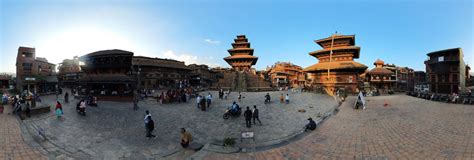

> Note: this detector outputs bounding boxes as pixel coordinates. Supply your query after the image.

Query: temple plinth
[304,34,368,95]
[224,35,258,71]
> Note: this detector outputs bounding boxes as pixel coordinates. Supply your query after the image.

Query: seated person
[231,101,239,113]
[180,128,193,148]
[305,118,317,131]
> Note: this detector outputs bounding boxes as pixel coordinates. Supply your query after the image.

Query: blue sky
[0,0,472,73]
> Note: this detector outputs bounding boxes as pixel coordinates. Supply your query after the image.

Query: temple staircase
[245,72,273,91]
[213,70,274,92]
[234,71,247,91]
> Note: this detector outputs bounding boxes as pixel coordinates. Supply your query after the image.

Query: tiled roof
[82,49,133,58]
[304,61,367,72]
[427,48,461,56]
[79,74,135,82]
[309,46,360,58]
[374,59,385,65]
[224,55,258,60]
[132,56,190,70]
[315,35,355,46]
[368,68,394,75]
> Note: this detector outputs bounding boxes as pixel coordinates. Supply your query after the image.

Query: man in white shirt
[206,92,212,108]
[196,95,201,109]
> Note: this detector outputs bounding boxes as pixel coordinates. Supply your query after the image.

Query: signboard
[25,77,36,81]
[353,91,366,109]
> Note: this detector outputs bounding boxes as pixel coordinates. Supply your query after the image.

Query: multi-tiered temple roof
[224,35,258,71]
[305,34,367,72]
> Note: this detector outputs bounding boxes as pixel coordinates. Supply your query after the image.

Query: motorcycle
[264,96,271,104]
[77,107,86,116]
[223,107,241,119]
[76,101,86,116]
[86,96,98,107]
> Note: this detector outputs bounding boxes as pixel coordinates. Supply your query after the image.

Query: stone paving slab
[0,104,47,160]
[192,95,474,160]
[20,90,336,159]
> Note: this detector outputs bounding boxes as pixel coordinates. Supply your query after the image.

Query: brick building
[15,46,57,94]
[132,56,191,90]
[266,62,307,87]
[188,64,219,88]
[58,56,82,87]
[424,48,468,94]
[78,49,135,101]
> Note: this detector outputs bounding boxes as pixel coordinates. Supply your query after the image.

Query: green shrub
[223,137,235,146]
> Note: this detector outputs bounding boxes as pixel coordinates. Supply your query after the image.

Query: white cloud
[161,50,222,68]
[204,39,220,45]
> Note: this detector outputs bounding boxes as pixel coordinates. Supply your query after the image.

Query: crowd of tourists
[158,87,193,104]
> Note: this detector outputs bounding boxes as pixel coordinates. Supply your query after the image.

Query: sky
[0,0,472,74]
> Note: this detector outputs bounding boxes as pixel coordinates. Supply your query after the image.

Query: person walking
[285,94,290,104]
[252,105,262,125]
[55,89,59,100]
[180,128,193,148]
[55,101,63,119]
[133,98,138,110]
[144,110,151,123]
[280,94,284,103]
[55,101,63,111]
[196,95,201,109]
[238,92,242,102]
[206,92,212,108]
[64,92,69,103]
[145,116,156,138]
[244,106,252,128]
[200,96,206,111]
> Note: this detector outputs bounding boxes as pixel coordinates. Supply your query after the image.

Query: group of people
[158,88,193,104]
[243,105,262,128]
[196,92,212,111]
[218,89,231,100]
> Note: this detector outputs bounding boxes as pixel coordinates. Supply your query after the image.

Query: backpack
[148,119,155,131]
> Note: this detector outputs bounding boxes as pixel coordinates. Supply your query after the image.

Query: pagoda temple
[212,35,272,92]
[304,34,368,94]
[224,35,258,71]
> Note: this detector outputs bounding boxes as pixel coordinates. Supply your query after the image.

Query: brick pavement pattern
[0,106,47,160]
[195,95,474,160]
